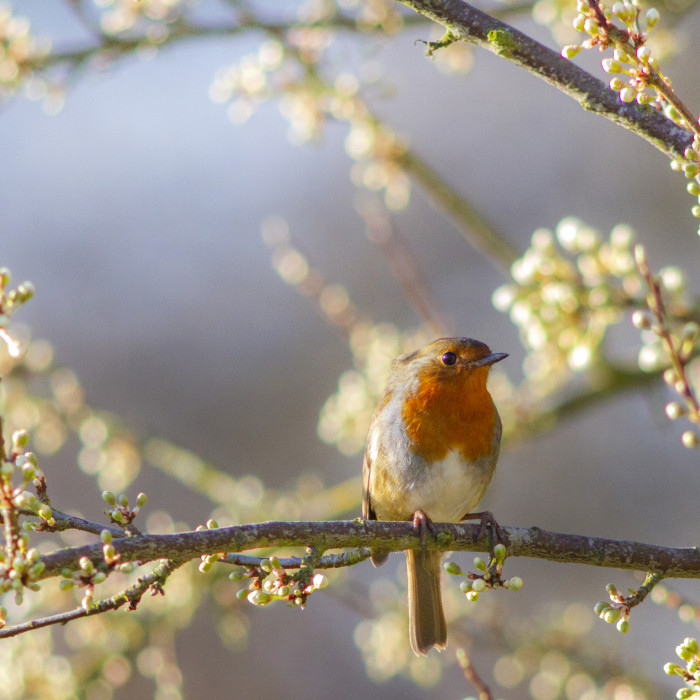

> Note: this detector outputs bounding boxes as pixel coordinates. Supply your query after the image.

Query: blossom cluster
[493,218,640,396]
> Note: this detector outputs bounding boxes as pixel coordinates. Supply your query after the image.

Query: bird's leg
[411,509,437,550]
[460,510,506,555]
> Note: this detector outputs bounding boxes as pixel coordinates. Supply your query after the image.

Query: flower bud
[493,543,507,564]
[631,310,651,329]
[247,590,270,606]
[103,544,116,563]
[633,244,647,267]
[37,505,52,521]
[583,17,599,34]
[313,573,329,589]
[561,45,582,59]
[645,7,659,28]
[602,58,622,73]
[29,561,45,578]
[506,576,523,591]
[665,402,686,420]
[102,491,116,507]
[11,430,29,450]
[17,282,35,302]
[682,431,699,449]
[594,601,610,617]
[604,608,621,624]
[444,561,462,575]
[663,368,679,386]
[677,643,695,662]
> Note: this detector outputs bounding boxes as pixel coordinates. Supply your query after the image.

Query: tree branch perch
[33,520,700,581]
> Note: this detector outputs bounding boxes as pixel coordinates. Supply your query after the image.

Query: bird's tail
[406,549,447,656]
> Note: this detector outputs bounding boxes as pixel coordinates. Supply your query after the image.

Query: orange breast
[401,366,498,463]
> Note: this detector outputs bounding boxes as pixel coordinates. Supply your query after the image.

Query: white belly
[401,450,494,523]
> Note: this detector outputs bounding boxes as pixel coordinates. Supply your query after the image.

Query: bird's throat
[401,367,498,462]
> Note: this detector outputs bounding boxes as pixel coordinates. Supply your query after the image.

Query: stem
[397,149,520,274]
[456,648,493,700]
[357,197,456,334]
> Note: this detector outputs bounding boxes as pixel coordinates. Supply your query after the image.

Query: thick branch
[397,0,693,158]
[35,520,700,580]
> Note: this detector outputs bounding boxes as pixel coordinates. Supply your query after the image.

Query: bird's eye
[441,351,457,366]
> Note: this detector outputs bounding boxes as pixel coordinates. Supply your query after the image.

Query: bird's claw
[461,510,507,554]
[412,509,436,550]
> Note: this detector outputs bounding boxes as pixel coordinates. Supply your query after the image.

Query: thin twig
[222,547,372,570]
[397,148,520,274]
[585,0,700,140]
[456,648,493,700]
[26,509,124,538]
[0,558,182,639]
[624,571,663,608]
[356,196,454,335]
[636,252,700,425]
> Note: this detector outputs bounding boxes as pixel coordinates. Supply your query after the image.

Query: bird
[362,337,507,656]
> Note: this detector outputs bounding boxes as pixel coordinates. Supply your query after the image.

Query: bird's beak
[471,352,508,368]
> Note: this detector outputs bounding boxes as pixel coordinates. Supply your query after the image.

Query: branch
[30,508,124,537]
[222,548,372,570]
[456,647,494,700]
[396,0,693,159]
[0,558,182,639]
[33,520,700,581]
[397,149,520,272]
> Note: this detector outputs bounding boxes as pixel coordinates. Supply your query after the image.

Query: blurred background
[2,0,700,698]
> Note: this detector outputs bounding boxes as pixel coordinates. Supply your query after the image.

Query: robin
[362,337,507,656]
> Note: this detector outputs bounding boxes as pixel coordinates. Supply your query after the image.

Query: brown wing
[362,389,394,521]
[361,448,375,521]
